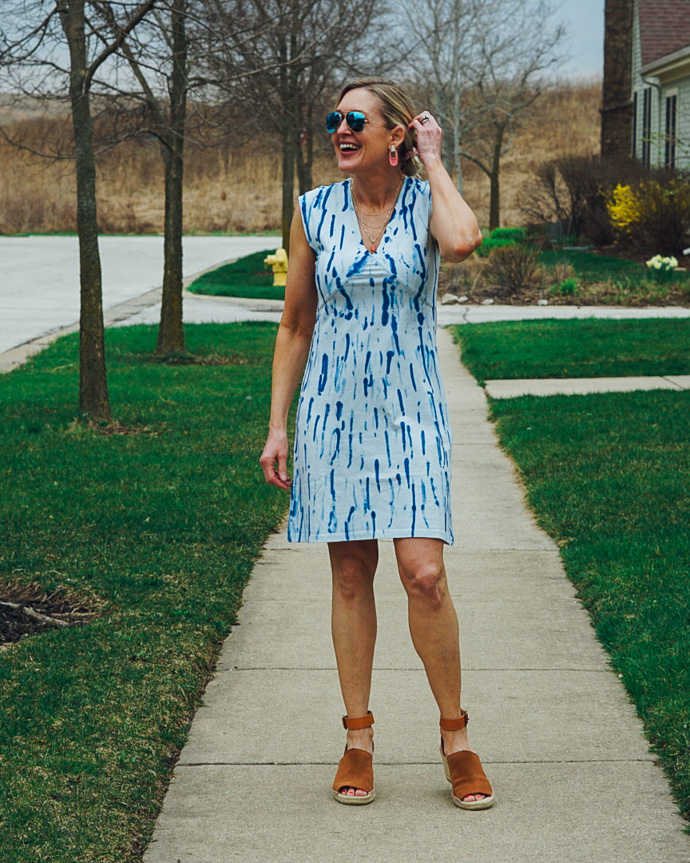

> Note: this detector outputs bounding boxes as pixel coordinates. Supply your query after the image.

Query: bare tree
[0,0,155,421]
[90,0,192,354]
[87,0,290,355]
[206,0,392,251]
[405,0,567,229]
[408,0,483,192]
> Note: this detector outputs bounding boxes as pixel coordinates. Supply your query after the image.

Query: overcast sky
[557,0,604,80]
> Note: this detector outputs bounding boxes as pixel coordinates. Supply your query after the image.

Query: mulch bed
[442,284,690,306]
[0,581,104,645]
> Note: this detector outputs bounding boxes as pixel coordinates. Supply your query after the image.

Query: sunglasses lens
[325,112,341,133]
[347,112,366,132]
[326,111,367,133]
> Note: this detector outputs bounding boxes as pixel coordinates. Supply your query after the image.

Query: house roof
[639,0,690,67]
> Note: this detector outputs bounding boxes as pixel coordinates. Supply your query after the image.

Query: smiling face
[331,87,401,176]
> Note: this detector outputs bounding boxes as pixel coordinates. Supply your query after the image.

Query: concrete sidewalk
[142,328,688,863]
[485,374,690,398]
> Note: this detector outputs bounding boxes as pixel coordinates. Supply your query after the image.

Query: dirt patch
[441,282,690,307]
[134,352,250,366]
[91,420,159,436]
[0,580,105,646]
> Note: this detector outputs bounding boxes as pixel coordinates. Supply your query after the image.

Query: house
[631,0,690,168]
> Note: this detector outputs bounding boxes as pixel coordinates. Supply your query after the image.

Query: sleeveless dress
[287,176,454,545]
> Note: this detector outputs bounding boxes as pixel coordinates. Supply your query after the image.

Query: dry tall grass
[0,81,601,234]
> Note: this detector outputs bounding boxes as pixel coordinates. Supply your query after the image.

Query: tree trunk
[59,0,112,422]
[453,143,463,195]
[280,13,299,254]
[296,126,314,195]
[488,131,503,231]
[156,0,187,355]
[281,109,297,253]
[296,102,313,195]
[452,90,463,194]
[441,124,454,178]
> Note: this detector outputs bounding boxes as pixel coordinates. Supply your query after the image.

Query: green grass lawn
[539,248,657,283]
[486,387,690,828]
[539,248,690,305]
[187,249,284,300]
[452,318,690,382]
[0,322,289,862]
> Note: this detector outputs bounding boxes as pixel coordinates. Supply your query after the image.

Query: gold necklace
[355,213,392,230]
[351,178,404,252]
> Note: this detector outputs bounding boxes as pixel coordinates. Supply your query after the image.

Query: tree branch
[84,0,157,89]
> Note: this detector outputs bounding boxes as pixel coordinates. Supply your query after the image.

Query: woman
[259,78,493,809]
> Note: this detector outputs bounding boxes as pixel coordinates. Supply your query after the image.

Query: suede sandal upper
[332,747,375,795]
[445,749,493,802]
[440,710,494,809]
[333,712,375,804]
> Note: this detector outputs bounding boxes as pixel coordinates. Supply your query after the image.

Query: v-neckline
[348,177,408,254]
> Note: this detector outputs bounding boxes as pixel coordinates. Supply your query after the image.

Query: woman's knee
[329,543,377,599]
[400,562,447,606]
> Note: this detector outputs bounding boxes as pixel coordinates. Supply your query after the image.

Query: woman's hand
[259,210,316,493]
[408,112,443,167]
[260,428,292,490]
[410,112,482,262]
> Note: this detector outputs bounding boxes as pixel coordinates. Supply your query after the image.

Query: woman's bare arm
[259,210,317,489]
[409,114,482,263]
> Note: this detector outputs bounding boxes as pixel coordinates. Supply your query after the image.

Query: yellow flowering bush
[607,184,645,231]
[605,178,690,255]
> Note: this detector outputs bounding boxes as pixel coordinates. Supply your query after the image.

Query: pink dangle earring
[389,144,399,167]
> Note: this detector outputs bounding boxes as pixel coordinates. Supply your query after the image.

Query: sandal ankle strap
[342,710,374,730]
[440,710,469,731]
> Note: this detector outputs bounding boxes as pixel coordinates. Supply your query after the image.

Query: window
[665,93,678,169]
[632,90,638,157]
[642,87,652,167]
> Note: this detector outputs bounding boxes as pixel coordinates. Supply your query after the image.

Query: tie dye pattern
[287,176,454,545]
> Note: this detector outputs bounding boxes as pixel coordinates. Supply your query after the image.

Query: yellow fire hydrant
[264,248,289,287]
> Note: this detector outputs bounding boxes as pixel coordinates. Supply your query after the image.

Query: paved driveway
[0,235,279,354]
[3,235,690,360]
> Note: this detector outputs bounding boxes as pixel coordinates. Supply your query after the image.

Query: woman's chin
[337,153,361,173]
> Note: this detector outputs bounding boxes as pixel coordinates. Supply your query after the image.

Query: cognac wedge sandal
[440,711,494,810]
[332,711,375,805]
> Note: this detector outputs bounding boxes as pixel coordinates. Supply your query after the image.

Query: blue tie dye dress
[287,176,454,545]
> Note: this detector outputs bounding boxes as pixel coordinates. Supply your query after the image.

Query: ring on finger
[420,114,430,124]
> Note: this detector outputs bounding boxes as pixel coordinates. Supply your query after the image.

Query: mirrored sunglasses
[325,111,367,134]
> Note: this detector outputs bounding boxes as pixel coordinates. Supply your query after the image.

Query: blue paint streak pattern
[288,177,453,544]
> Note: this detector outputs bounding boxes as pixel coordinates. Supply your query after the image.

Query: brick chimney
[600,0,634,158]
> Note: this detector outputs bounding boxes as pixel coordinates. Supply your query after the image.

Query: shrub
[476,226,527,258]
[548,259,577,284]
[606,179,690,256]
[489,227,527,242]
[550,277,579,296]
[519,154,651,245]
[440,257,485,296]
[483,244,542,294]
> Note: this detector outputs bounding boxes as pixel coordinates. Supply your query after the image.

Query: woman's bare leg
[328,539,378,798]
[393,536,486,803]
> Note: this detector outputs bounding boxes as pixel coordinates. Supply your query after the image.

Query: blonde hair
[337,78,422,178]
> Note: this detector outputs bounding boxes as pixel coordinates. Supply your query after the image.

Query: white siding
[669,77,690,168]
[632,0,645,159]
[631,0,690,168]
